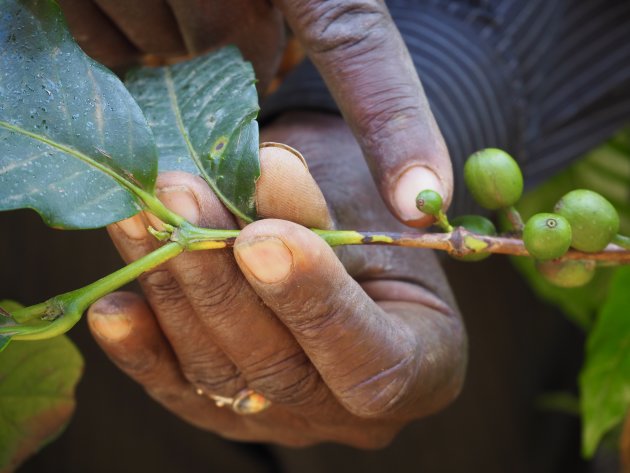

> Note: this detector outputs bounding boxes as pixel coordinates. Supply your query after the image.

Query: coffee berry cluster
[415,149,624,288]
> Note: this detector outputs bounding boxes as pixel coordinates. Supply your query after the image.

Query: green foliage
[515,128,630,457]
[1,0,629,466]
[0,0,158,229]
[0,2,262,467]
[0,0,261,228]
[0,335,83,471]
[126,47,260,222]
[580,266,630,458]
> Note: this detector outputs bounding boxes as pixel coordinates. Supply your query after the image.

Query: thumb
[255,142,333,229]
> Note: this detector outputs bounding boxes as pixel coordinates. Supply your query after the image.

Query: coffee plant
[0,0,629,470]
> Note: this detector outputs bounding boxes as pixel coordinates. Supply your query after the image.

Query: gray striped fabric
[261,0,630,215]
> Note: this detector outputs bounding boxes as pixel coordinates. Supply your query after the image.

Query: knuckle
[285,293,352,339]
[357,97,422,143]
[246,350,323,406]
[182,361,242,394]
[113,345,162,379]
[338,350,418,418]
[187,274,248,326]
[301,1,388,54]
[140,269,183,306]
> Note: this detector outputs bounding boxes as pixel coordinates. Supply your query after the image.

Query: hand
[87,111,466,447]
[59,0,453,226]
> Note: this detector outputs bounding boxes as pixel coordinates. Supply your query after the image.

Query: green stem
[137,189,187,227]
[612,234,630,250]
[174,223,240,247]
[11,242,183,329]
[501,206,524,233]
[8,301,49,324]
[435,210,454,233]
[9,223,630,341]
[68,241,183,310]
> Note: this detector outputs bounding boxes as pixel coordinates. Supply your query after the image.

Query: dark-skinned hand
[87,112,466,448]
[58,0,453,226]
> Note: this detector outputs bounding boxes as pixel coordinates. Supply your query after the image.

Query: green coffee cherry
[415,189,443,216]
[450,215,497,262]
[535,259,596,288]
[464,148,523,210]
[523,213,572,260]
[554,189,619,253]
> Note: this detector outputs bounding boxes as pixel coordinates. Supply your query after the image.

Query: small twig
[501,206,525,233]
[183,227,630,263]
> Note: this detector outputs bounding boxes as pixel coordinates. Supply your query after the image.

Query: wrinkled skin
[55,1,465,447]
[88,112,466,447]
[58,0,453,226]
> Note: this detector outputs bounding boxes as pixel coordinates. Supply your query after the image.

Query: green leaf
[0,0,158,229]
[580,266,630,458]
[0,335,83,471]
[126,47,260,221]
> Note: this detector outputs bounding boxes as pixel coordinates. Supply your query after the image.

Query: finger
[256,143,332,229]
[58,0,139,68]
[234,219,465,418]
[94,0,186,55]
[274,0,453,226]
[152,172,331,409]
[167,0,285,91]
[87,292,243,433]
[109,187,242,396]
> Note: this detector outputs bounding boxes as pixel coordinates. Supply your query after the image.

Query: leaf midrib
[163,68,248,220]
[0,120,144,199]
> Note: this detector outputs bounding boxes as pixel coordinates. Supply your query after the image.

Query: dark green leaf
[126,47,260,221]
[0,0,158,229]
[0,335,83,471]
[580,266,630,458]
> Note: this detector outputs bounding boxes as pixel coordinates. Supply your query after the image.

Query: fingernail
[393,167,444,221]
[260,142,308,169]
[90,311,131,342]
[235,237,293,284]
[158,186,200,224]
[116,216,147,239]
